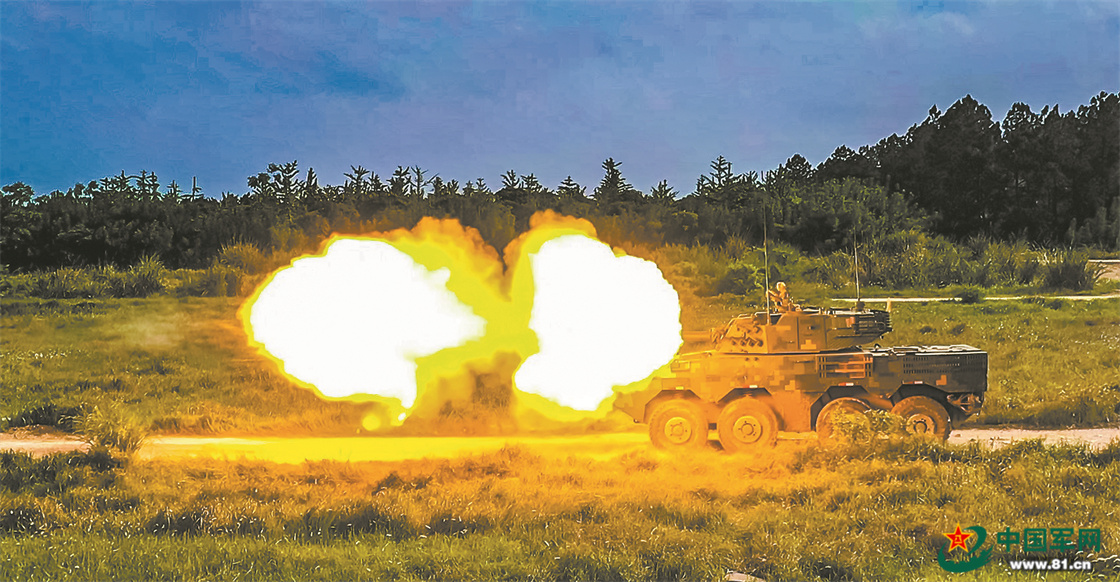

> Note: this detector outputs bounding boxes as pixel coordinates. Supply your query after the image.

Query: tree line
[2,92,1116,272]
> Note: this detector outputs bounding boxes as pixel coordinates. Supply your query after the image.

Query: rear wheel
[717,398,778,452]
[891,396,951,440]
[648,399,708,450]
[816,397,871,443]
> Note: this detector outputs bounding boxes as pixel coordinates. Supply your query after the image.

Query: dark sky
[3,1,1117,197]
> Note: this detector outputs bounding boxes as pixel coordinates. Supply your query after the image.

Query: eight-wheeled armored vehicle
[614,285,987,450]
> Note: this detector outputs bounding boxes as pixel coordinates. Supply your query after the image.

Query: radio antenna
[853,239,861,303]
[763,201,771,314]
[761,198,770,315]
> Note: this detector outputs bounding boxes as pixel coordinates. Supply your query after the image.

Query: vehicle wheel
[816,397,871,443]
[717,398,778,452]
[891,396,951,440]
[648,399,708,450]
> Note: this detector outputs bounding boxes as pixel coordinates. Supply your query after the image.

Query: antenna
[853,240,861,303]
[763,201,771,314]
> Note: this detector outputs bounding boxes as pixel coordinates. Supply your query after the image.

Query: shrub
[955,287,983,304]
[95,266,130,297]
[805,253,853,289]
[76,404,148,454]
[31,268,108,298]
[652,244,729,295]
[291,504,416,540]
[21,260,167,299]
[0,271,34,297]
[0,503,53,535]
[123,255,167,296]
[95,258,167,298]
[5,403,87,432]
[146,507,212,536]
[217,243,270,275]
[979,239,1041,285]
[1041,248,1101,291]
[722,236,752,260]
[176,263,245,297]
[860,230,973,287]
[714,261,761,295]
[0,449,121,495]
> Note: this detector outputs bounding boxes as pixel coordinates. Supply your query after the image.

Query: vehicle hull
[614,344,987,434]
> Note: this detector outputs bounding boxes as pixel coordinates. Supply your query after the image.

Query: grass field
[2,295,1118,436]
[2,438,1118,581]
[0,297,373,436]
[2,292,1118,580]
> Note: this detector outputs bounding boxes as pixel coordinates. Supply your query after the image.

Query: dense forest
[2,93,1117,274]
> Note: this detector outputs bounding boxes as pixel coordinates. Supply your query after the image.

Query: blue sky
[3,1,1117,197]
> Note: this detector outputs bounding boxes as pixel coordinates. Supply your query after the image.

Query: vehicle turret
[694,305,892,354]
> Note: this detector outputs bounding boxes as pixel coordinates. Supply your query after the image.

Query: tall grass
[0,244,287,299]
[12,258,168,299]
[1041,248,1103,291]
[651,241,809,297]
[76,404,148,454]
[970,239,1041,286]
[0,440,1116,581]
[0,297,377,437]
[174,262,247,297]
[119,255,167,296]
[1,235,1110,301]
[807,232,1104,292]
[216,242,271,275]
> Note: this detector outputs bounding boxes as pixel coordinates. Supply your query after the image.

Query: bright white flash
[247,239,485,407]
[515,235,682,410]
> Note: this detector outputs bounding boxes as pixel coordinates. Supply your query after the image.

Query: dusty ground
[0,427,89,455]
[838,292,1120,303]
[950,427,1120,449]
[1092,259,1120,281]
[3,427,1117,460]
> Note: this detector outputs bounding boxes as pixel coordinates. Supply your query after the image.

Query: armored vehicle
[614,285,987,450]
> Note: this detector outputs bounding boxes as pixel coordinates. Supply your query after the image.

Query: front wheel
[717,398,778,452]
[648,399,708,450]
[815,397,871,443]
[891,396,951,440]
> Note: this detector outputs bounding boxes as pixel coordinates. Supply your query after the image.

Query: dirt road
[3,427,1116,461]
[834,264,1120,303]
[837,293,1120,304]
[1091,259,1120,281]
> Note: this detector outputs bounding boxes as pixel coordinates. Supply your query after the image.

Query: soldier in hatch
[767,282,801,313]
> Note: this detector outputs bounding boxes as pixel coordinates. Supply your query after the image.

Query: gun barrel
[681,331,710,342]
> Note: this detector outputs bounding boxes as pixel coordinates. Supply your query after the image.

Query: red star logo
[944,524,972,553]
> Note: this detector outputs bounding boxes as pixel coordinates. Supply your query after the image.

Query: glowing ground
[137,433,651,464]
[92,428,1120,464]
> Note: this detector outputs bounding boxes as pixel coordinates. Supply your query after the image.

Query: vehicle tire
[815,397,872,443]
[648,399,708,450]
[891,396,951,441]
[717,397,779,452]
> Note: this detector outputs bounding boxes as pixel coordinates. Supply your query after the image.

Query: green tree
[649,180,677,203]
[0,182,38,269]
[557,176,586,200]
[814,146,877,183]
[593,158,641,208]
